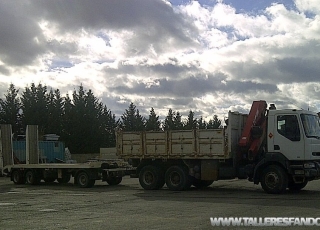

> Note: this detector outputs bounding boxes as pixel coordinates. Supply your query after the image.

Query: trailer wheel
[139,165,163,190]
[106,177,122,186]
[260,165,288,194]
[77,172,95,188]
[12,170,25,184]
[288,180,308,191]
[165,166,191,191]
[57,174,71,184]
[25,170,40,185]
[192,179,213,189]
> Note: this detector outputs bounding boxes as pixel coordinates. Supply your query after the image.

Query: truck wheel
[192,179,213,189]
[260,165,288,194]
[288,180,308,191]
[25,170,40,185]
[165,166,191,191]
[77,172,95,188]
[139,165,164,190]
[57,174,71,184]
[106,177,122,185]
[12,170,25,184]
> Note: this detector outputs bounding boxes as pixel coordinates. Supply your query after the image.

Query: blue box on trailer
[13,141,65,163]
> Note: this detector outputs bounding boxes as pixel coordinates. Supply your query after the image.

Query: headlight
[304,163,315,168]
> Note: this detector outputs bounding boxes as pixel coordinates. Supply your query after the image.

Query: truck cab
[267,109,320,162]
[253,108,320,193]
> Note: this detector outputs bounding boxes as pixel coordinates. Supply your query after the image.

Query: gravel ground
[1,176,320,230]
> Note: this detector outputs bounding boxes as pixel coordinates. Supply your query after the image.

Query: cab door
[270,114,305,160]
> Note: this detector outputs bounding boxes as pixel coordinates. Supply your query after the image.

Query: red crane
[238,100,268,161]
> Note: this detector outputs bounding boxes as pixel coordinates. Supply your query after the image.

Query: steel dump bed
[116,129,230,160]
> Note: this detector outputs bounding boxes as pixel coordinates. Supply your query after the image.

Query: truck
[116,100,320,194]
[1,125,134,188]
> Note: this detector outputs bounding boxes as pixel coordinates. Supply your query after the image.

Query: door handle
[274,145,280,150]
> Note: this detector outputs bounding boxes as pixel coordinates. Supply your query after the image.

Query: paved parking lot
[1,176,320,229]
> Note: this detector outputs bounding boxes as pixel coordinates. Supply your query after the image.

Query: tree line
[0,83,222,154]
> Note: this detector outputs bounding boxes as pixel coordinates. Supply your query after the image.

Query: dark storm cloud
[31,0,197,53]
[227,55,320,84]
[32,0,181,31]
[0,0,196,67]
[276,57,320,82]
[106,60,199,77]
[0,2,46,66]
[0,66,10,76]
[109,73,278,97]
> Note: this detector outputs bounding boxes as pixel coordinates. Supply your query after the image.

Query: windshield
[301,114,320,138]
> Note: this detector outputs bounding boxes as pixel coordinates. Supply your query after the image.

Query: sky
[0,0,320,121]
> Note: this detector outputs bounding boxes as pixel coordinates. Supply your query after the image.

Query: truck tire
[165,165,191,191]
[139,165,164,190]
[260,165,288,194]
[12,170,25,184]
[77,172,95,188]
[57,174,71,184]
[106,177,122,186]
[25,170,40,185]
[192,179,213,189]
[288,180,308,191]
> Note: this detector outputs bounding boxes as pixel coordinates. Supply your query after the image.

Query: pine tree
[121,102,145,131]
[46,89,63,134]
[145,107,161,131]
[207,115,222,129]
[197,116,207,129]
[20,83,48,136]
[0,83,22,135]
[163,109,175,130]
[184,110,197,130]
[100,106,118,147]
[173,111,183,130]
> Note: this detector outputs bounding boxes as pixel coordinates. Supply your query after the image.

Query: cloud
[295,0,320,14]
[0,0,320,121]
[0,2,46,66]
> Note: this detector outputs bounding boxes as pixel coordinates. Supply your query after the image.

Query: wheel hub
[265,172,279,188]
[143,172,154,185]
[170,172,181,186]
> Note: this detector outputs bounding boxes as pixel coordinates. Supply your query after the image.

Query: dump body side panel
[117,129,229,160]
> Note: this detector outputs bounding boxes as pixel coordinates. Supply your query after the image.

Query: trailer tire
[192,179,213,189]
[288,180,308,191]
[25,170,40,185]
[77,172,95,188]
[165,166,191,191]
[260,165,288,194]
[12,170,25,185]
[139,165,163,190]
[106,177,122,186]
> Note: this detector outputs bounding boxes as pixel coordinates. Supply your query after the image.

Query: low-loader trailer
[116,100,320,194]
[4,160,128,188]
[1,125,133,188]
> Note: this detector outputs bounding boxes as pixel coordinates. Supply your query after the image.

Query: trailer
[1,125,134,188]
[4,160,130,188]
[116,101,320,194]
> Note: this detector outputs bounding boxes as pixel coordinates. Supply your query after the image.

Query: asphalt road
[1,176,320,230]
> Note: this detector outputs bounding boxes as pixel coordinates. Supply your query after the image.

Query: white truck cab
[267,109,320,161]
